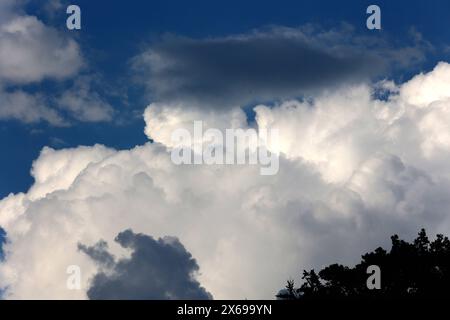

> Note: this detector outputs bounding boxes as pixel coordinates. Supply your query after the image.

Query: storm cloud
[79,230,212,300]
[133,25,427,108]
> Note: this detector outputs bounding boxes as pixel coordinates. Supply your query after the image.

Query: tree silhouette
[277,229,450,299]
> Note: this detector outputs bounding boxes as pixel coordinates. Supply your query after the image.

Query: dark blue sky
[1,0,450,198]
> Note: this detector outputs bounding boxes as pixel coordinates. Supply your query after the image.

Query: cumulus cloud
[0,2,116,125]
[0,15,82,84]
[132,25,428,108]
[1,62,450,299]
[57,79,115,123]
[0,88,65,125]
[79,229,212,300]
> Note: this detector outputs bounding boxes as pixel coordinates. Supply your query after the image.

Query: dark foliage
[277,229,450,299]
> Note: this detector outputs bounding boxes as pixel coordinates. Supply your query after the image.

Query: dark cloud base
[133,25,426,108]
[79,229,212,300]
[0,227,6,262]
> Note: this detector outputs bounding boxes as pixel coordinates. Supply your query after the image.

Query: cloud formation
[133,25,427,108]
[56,78,115,123]
[0,2,113,125]
[1,62,450,299]
[0,15,82,84]
[0,227,6,261]
[0,88,65,125]
[79,229,212,300]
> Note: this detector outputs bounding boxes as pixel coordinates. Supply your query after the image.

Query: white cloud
[400,62,450,108]
[1,63,450,299]
[0,3,115,125]
[57,80,115,122]
[143,102,248,147]
[0,88,65,125]
[0,15,82,84]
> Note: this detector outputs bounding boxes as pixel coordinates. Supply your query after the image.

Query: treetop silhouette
[278,229,450,299]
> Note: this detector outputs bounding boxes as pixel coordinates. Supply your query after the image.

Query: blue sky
[1,0,450,198]
[2,0,450,299]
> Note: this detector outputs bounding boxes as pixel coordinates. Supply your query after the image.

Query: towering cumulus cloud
[1,62,450,299]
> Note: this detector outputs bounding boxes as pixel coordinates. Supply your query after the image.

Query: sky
[2,0,450,198]
[1,0,450,299]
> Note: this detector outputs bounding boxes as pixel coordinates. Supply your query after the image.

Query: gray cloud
[133,25,427,108]
[0,227,6,262]
[56,77,115,123]
[0,88,66,125]
[79,229,212,300]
